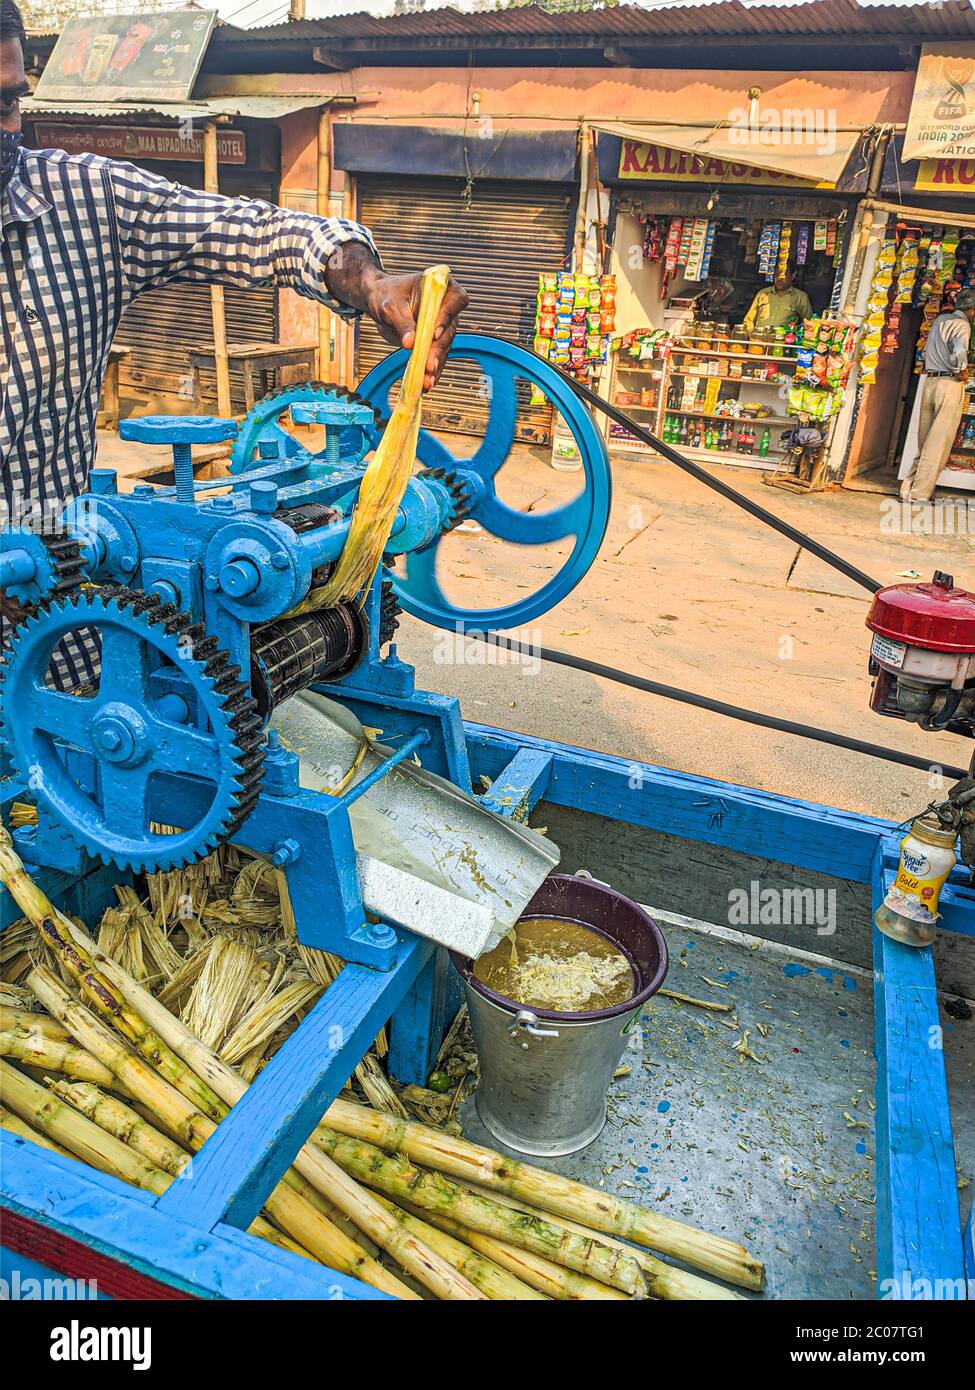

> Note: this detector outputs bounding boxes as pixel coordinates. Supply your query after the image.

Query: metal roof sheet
[213,2,975,46]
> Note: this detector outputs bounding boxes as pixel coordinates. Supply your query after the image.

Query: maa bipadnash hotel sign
[618,140,831,189]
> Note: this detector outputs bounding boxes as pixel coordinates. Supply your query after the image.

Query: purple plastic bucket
[452,873,668,1156]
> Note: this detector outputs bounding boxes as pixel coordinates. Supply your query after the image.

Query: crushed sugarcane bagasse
[474,918,634,1011]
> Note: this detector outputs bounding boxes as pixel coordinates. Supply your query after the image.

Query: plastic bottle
[874,814,958,947]
[759,427,771,458]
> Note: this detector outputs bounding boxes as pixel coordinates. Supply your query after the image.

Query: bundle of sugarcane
[61,917,760,1298]
[0,828,764,1300]
[287,264,451,616]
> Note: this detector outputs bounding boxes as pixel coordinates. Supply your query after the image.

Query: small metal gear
[379,578,401,647]
[1,530,85,608]
[229,379,380,474]
[417,467,473,530]
[1,586,264,873]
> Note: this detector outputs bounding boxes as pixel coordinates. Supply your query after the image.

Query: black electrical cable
[472,632,971,782]
[477,333,884,596]
[455,338,966,777]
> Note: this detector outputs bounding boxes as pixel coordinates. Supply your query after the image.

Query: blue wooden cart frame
[2,718,973,1300]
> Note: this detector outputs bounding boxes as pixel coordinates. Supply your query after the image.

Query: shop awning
[592,120,867,189]
[22,95,336,122]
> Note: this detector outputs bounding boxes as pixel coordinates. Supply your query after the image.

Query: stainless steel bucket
[452,874,668,1157]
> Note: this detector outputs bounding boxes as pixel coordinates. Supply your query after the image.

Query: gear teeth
[1,586,265,874]
[231,380,379,473]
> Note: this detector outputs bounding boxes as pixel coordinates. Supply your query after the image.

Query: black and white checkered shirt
[1,146,377,685]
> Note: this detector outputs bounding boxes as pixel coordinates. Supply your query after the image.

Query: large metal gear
[229,379,379,474]
[1,587,263,873]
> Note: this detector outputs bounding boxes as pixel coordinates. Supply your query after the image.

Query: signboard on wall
[34,10,215,105]
[914,157,975,194]
[33,124,246,166]
[618,140,830,189]
[904,43,975,162]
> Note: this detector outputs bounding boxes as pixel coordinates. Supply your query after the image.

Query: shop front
[594,130,870,472]
[333,124,578,444]
[841,147,975,498]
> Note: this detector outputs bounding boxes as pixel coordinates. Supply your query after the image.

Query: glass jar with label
[874,814,958,947]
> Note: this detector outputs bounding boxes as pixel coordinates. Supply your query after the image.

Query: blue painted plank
[155,933,433,1234]
[871,857,966,1301]
[1,1134,388,1300]
[388,948,455,1087]
[478,747,553,822]
[466,722,891,884]
[963,1205,974,1293]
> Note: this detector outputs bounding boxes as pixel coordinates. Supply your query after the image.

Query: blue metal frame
[3,723,973,1300]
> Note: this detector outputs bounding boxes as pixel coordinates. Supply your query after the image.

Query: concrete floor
[94,426,974,821]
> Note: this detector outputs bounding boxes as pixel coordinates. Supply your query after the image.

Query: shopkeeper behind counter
[741,269,812,334]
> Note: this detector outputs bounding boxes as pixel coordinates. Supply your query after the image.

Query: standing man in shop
[741,267,812,333]
[900,288,975,503]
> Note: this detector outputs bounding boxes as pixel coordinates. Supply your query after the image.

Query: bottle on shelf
[679,417,689,444]
[759,427,771,458]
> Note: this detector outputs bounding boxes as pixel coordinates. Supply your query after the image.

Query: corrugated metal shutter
[357,177,573,443]
[114,171,276,413]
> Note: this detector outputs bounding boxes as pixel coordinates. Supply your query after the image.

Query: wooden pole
[341,175,356,388]
[317,106,332,382]
[203,121,232,418]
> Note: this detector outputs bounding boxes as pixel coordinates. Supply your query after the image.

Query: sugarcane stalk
[1,1101,74,1157]
[400,1202,626,1300]
[2,1063,312,1261]
[461,1182,746,1301]
[48,1079,190,1179]
[1,1025,127,1090]
[2,1058,175,1192]
[318,1099,764,1290]
[56,921,487,1302]
[370,1191,548,1301]
[38,913,230,1123]
[44,1078,313,1263]
[27,967,419,1300]
[314,1125,650,1297]
[287,264,451,613]
[0,1006,71,1041]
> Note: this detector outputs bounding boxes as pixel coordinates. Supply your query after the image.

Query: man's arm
[108,161,467,389]
[943,318,971,376]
